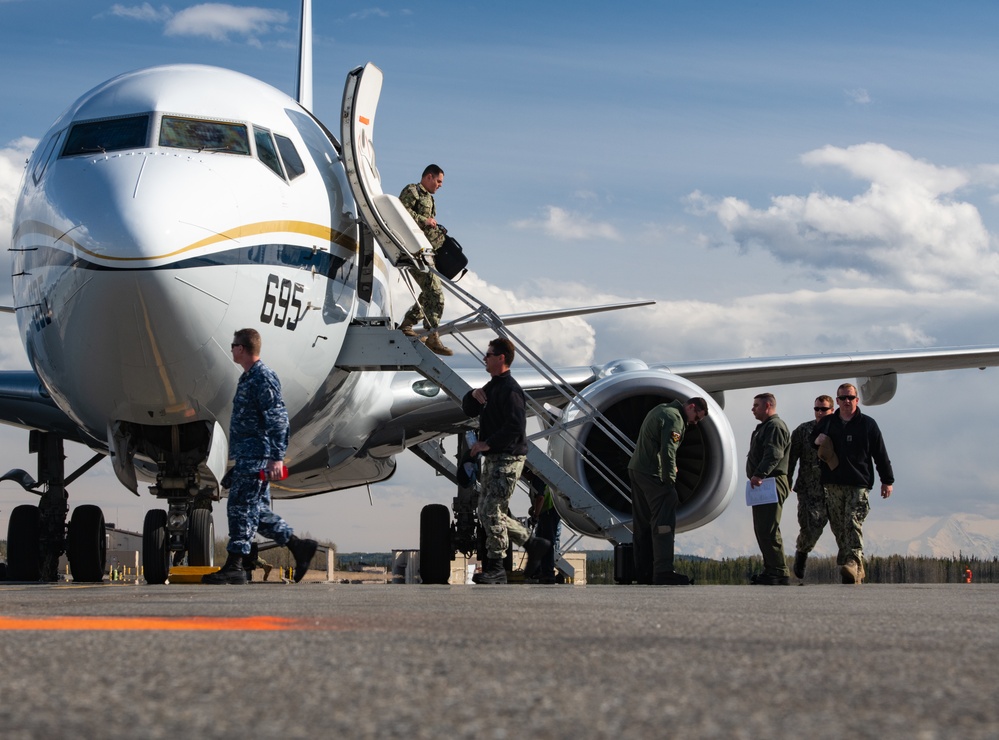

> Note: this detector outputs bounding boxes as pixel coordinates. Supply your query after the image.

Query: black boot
[287,535,318,583]
[473,557,507,584]
[201,551,247,585]
[243,544,258,582]
[793,551,808,580]
[522,536,551,577]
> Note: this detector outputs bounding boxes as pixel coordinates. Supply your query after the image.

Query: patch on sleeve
[670,431,681,443]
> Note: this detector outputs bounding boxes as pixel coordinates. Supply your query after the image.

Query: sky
[2,1,999,557]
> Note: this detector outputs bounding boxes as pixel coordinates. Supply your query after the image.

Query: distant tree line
[585,553,995,584]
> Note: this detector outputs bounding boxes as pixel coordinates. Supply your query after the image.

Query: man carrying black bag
[398,164,453,357]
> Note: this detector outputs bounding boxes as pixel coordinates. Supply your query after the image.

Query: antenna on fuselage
[296,0,313,110]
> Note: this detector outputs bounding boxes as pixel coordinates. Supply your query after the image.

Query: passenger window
[254,127,285,178]
[159,117,250,154]
[275,134,306,180]
[61,115,149,157]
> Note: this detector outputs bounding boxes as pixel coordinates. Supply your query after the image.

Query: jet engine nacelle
[547,366,739,539]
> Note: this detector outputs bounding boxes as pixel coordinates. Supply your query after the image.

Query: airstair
[337,62,636,576]
[335,265,638,557]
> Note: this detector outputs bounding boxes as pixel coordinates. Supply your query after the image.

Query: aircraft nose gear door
[341,63,435,269]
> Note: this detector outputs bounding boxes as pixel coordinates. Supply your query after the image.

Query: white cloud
[164,3,288,42]
[512,205,621,242]
[689,143,999,292]
[109,3,172,22]
[347,9,390,21]
[846,87,872,105]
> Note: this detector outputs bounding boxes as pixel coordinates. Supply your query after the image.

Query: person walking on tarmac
[203,328,318,585]
[398,164,453,357]
[811,383,894,585]
[788,395,835,580]
[461,337,551,584]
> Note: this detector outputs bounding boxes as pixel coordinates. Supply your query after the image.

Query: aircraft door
[340,63,433,267]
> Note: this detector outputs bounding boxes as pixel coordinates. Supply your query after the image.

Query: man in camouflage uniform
[746,393,792,585]
[811,383,894,584]
[628,397,708,585]
[399,164,453,357]
[787,395,834,580]
[462,337,551,584]
[203,328,318,584]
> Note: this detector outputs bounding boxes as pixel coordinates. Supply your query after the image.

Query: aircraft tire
[187,509,214,567]
[143,509,170,585]
[7,505,40,582]
[419,504,452,585]
[67,504,107,582]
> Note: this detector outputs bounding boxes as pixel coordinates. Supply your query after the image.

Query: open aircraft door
[341,63,433,268]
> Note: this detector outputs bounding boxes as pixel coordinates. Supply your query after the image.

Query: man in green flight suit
[746,392,792,585]
[628,397,708,585]
[398,164,453,357]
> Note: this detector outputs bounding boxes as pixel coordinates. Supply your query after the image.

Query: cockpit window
[61,115,149,157]
[32,129,64,184]
[253,126,284,178]
[159,117,250,154]
[275,134,306,180]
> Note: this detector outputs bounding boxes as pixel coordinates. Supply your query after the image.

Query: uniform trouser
[527,508,561,579]
[629,469,677,584]
[824,484,870,566]
[795,487,829,553]
[752,481,790,577]
[402,268,444,330]
[477,454,529,560]
[226,471,293,556]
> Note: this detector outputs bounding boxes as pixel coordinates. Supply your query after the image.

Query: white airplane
[5,0,999,584]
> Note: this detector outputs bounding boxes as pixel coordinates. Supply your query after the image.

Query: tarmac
[0,581,995,739]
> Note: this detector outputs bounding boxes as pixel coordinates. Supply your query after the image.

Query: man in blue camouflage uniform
[462,337,551,584]
[788,395,834,580]
[203,328,317,584]
[398,164,453,357]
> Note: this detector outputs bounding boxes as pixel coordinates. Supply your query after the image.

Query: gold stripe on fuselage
[16,220,357,263]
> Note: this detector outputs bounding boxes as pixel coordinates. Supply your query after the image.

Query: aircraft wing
[655,345,999,400]
[0,371,90,444]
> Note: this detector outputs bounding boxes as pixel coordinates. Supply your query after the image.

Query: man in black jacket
[811,383,894,584]
[462,337,550,584]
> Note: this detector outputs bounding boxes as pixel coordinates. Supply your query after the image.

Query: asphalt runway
[0,582,995,739]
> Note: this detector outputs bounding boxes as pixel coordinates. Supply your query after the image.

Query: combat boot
[287,535,318,583]
[522,536,552,577]
[398,319,418,337]
[425,333,454,356]
[793,551,808,580]
[202,551,247,585]
[473,557,507,584]
[840,559,859,584]
[857,559,866,584]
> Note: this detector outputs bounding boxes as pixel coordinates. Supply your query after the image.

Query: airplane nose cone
[21,152,244,431]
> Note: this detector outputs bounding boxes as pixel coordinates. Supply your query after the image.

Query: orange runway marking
[0,615,342,631]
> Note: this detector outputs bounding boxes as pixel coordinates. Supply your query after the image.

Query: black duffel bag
[434,234,468,281]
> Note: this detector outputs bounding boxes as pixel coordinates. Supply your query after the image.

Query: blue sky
[3,1,999,555]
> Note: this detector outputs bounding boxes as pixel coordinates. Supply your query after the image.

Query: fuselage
[11,64,398,494]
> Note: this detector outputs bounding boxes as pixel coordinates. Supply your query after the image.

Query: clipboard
[745,477,779,506]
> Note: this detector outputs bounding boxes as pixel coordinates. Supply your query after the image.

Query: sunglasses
[814,406,833,412]
[231,343,244,349]
[837,395,857,401]
[484,352,500,358]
